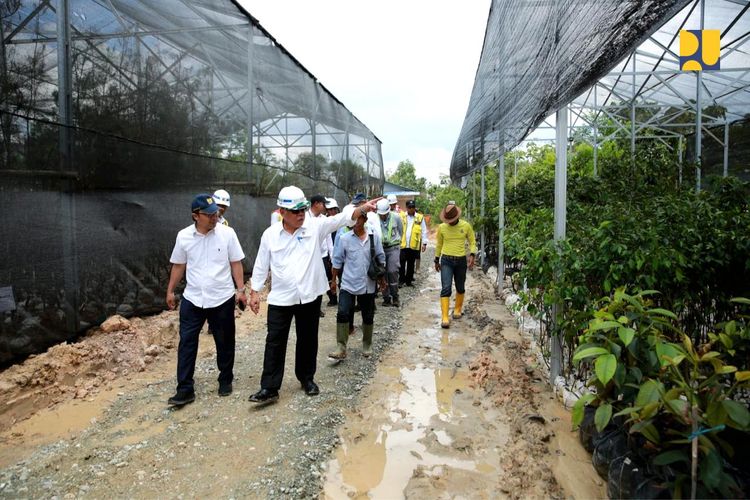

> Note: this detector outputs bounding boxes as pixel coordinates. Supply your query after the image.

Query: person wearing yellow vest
[399,200,427,286]
[434,201,476,328]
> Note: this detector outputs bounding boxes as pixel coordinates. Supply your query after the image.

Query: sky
[238,0,492,185]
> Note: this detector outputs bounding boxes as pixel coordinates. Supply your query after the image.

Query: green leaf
[647,308,678,319]
[613,406,642,418]
[730,297,750,305]
[666,398,689,421]
[700,449,722,489]
[667,354,686,366]
[640,401,660,420]
[617,315,629,325]
[718,365,737,374]
[631,421,660,443]
[617,327,636,346]
[635,379,663,407]
[735,371,750,382]
[653,450,688,465]
[657,343,682,367]
[588,320,622,332]
[699,351,721,361]
[595,404,613,433]
[571,394,595,427]
[572,347,609,362]
[595,354,617,385]
[722,400,750,428]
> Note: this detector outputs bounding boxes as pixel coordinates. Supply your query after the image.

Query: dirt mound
[0,313,178,432]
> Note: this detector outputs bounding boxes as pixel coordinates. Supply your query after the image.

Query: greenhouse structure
[451,0,750,379]
[0,0,384,364]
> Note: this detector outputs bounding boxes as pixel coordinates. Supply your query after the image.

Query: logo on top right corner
[680,30,720,71]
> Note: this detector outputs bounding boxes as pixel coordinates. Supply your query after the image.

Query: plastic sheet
[0,0,382,364]
[451,0,691,180]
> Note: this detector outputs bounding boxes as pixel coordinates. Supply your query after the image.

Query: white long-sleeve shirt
[251,206,356,306]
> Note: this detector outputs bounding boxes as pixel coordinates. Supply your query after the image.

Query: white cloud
[239,0,490,184]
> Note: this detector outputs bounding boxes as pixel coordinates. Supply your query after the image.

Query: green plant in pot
[617,304,750,498]
[572,288,680,435]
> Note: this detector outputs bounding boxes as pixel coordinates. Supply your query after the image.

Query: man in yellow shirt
[434,201,476,328]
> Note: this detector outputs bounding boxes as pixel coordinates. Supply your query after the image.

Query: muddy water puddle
[324,305,506,498]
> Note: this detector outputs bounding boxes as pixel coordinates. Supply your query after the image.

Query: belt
[440,255,466,260]
[383,244,400,249]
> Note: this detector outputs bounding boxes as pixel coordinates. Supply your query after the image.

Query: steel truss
[1,0,383,194]
[459,0,749,381]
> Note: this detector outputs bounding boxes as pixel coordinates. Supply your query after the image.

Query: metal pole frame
[550,106,568,383]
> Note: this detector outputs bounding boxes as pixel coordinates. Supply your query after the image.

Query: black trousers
[337,290,375,325]
[400,248,420,285]
[323,256,336,302]
[177,296,235,393]
[260,296,322,391]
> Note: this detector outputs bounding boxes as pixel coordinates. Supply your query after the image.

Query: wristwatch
[236,287,246,294]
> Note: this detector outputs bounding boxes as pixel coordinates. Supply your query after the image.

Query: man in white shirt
[166,194,247,406]
[308,194,330,317]
[247,186,379,404]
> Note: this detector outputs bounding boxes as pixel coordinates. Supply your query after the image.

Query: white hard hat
[213,189,231,207]
[376,199,391,215]
[387,194,398,204]
[325,197,339,209]
[277,186,309,210]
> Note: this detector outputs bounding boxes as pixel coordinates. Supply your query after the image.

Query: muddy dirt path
[0,250,604,499]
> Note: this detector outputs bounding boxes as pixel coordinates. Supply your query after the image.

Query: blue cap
[351,193,367,205]
[191,193,219,214]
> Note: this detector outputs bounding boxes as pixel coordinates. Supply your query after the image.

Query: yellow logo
[207,197,214,204]
[680,30,720,71]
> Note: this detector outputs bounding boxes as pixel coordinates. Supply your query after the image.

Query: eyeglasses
[285,208,306,215]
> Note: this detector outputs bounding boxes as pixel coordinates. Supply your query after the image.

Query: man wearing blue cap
[165,194,247,406]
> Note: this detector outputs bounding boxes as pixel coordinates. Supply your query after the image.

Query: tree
[387,159,427,195]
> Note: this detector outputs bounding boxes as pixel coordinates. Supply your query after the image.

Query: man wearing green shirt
[434,201,476,328]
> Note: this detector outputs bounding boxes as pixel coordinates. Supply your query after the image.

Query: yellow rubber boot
[440,297,451,328]
[453,293,465,319]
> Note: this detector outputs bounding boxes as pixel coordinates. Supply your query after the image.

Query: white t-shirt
[169,223,245,308]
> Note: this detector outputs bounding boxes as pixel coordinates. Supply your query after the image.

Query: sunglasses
[285,208,306,215]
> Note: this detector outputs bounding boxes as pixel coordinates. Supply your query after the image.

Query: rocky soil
[0,249,603,498]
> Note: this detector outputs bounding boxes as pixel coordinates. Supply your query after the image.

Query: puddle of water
[108,405,170,447]
[0,386,121,468]
[323,365,482,499]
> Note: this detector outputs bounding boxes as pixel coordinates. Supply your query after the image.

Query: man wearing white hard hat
[323,197,339,306]
[247,186,380,404]
[386,193,401,213]
[213,189,231,226]
[376,198,403,307]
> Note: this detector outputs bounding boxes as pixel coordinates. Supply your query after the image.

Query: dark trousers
[260,296,322,390]
[440,256,467,297]
[399,248,420,285]
[323,256,336,303]
[381,246,400,301]
[177,296,236,393]
[337,290,375,325]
